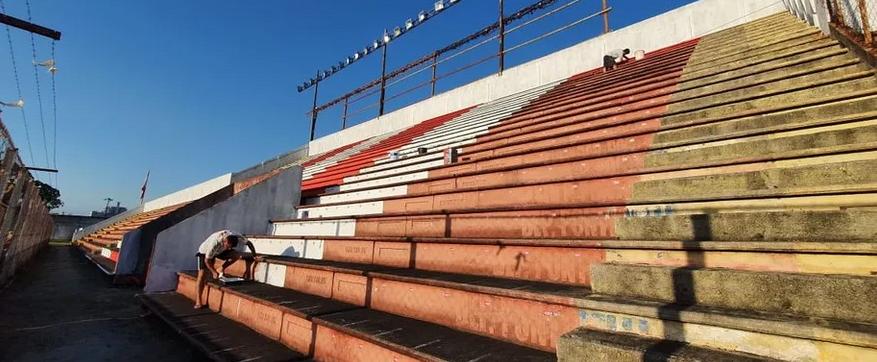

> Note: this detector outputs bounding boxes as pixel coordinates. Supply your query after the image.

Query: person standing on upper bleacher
[603,48,631,72]
[193,229,257,309]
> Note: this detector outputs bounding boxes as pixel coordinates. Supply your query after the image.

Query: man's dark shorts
[603,55,616,70]
[195,250,234,271]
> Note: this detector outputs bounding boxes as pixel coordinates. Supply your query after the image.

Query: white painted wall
[142,173,232,212]
[783,0,831,34]
[144,167,301,292]
[308,0,785,155]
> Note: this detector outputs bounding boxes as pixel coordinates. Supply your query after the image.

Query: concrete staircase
[154,12,877,361]
[75,203,187,273]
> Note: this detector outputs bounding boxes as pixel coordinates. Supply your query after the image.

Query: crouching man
[194,230,256,309]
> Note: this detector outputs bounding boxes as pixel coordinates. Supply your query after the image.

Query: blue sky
[0,0,695,215]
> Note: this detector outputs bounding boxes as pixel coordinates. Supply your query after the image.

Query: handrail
[335,4,609,131]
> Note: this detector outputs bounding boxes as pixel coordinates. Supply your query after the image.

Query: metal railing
[0,117,54,284]
[306,0,612,140]
[785,0,877,51]
[827,0,876,45]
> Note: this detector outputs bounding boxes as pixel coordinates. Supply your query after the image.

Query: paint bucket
[634,50,646,60]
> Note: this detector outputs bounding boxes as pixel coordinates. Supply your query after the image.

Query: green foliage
[34,180,63,210]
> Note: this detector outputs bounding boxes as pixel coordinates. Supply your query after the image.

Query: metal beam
[24,166,57,173]
[0,12,61,40]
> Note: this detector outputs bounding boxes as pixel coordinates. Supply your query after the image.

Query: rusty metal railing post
[430,51,439,96]
[832,0,847,26]
[310,81,320,141]
[309,71,320,141]
[379,43,389,116]
[858,0,873,46]
[341,96,349,129]
[498,0,506,75]
[602,0,610,33]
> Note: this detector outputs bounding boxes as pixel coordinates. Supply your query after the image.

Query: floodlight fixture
[0,99,24,108]
[35,59,57,74]
[297,0,464,92]
[297,85,304,92]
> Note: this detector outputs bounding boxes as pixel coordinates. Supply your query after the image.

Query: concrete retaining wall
[308,0,786,156]
[144,166,302,292]
[51,214,106,241]
[143,173,232,212]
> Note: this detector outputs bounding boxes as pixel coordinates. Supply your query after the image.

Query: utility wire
[0,0,36,166]
[26,0,51,171]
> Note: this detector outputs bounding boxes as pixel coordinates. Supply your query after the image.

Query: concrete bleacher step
[275,194,877,244]
[304,85,559,196]
[312,93,877,209]
[302,133,393,180]
[474,66,874,155]
[82,251,117,275]
[311,55,699,196]
[461,83,877,170]
[590,264,877,324]
[476,44,852,144]
[247,234,877,286]
[312,114,877,209]
[312,38,704,194]
[313,308,554,361]
[297,150,877,219]
[246,255,877,359]
[173,272,553,361]
[138,292,309,362]
[557,328,775,362]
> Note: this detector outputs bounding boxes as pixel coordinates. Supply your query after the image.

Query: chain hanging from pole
[50,40,58,187]
[0,0,36,165]
[25,0,50,170]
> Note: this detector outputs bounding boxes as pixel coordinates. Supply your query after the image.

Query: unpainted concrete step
[138,292,309,362]
[557,327,776,362]
[591,263,877,324]
[576,293,877,360]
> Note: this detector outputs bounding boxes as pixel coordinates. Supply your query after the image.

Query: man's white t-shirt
[197,230,248,259]
[607,49,625,60]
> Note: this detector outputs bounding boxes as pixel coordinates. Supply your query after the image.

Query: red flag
[140,170,150,204]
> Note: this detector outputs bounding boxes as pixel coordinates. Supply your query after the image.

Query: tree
[34,180,63,210]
